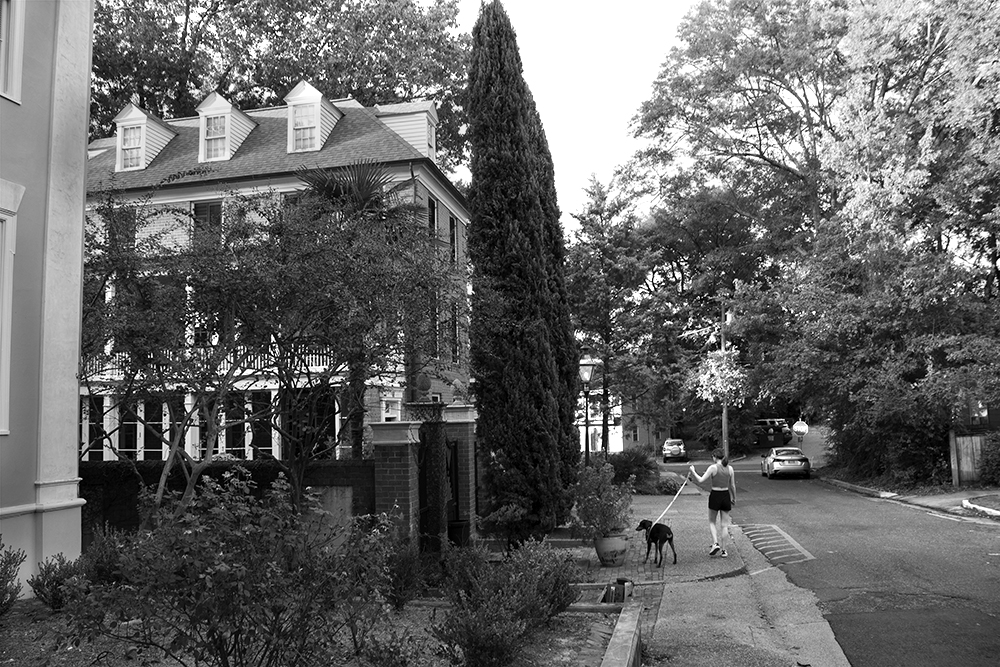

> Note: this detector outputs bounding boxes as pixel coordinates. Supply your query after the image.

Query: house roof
[86,103,465,208]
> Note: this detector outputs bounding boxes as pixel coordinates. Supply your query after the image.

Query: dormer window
[283,81,342,154]
[204,115,227,160]
[120,126,142,170]
[112,104,176,172]
[195,92,255,163]
[292,105,317,151]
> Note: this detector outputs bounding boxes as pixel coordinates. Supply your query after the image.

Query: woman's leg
[708,508,720,546]
[719,510,731,549]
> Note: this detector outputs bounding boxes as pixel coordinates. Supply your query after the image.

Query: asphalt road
[668,434,1000,667]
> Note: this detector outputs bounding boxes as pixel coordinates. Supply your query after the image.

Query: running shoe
[720,549,728,558]
[709,543,721,556]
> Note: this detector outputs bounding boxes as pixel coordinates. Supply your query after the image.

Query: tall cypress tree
[467,1,572,539]
[527,102,581,501]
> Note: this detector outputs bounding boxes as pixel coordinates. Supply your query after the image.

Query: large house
[82,81,470,463]
[0,0,94,584]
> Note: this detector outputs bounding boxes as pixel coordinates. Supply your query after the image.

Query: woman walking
[689,449,736,557]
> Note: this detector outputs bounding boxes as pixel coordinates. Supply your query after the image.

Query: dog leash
[651,473,690,526]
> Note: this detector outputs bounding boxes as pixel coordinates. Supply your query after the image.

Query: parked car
[760,447,811,479]
[753,418,793,443]
[662,438,687,462]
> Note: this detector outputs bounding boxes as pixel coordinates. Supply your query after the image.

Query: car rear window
[775,449,802,456]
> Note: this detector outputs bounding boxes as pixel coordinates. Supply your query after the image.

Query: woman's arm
[729,468,736,502]
[689,463,715,484]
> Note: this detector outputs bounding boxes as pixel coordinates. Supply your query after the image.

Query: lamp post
[578,352,598,466]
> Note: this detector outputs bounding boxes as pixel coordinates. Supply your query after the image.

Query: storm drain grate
[740,523,815,565]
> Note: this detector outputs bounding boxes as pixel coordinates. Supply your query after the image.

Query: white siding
[139,203,189,251]
[144,123,175,168]
[380,113,434,159]
[229,110,255,157]
[318,98,342,147]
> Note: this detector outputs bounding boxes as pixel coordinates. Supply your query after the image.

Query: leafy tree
[466,0,570,540]
[634,0,848,226]
[566,178,648,454]
[81,164,451,515]
[91,0,471,170]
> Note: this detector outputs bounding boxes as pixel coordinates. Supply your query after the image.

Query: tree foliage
[91,0,471,170]
[81,163,450,515]
[616,0,1000,482]
[466,1,577,539]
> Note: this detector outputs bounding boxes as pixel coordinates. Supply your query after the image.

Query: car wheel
[760,465,766,477]
[766,467,773,480]
[804,471,810,479]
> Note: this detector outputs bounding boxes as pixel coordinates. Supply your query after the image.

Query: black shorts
[708,489,732,512]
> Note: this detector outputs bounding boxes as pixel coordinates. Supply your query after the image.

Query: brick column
[444,405,478,542]
[370,422,421,538]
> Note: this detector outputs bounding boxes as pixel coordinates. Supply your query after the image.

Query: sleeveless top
[711,463,732,490]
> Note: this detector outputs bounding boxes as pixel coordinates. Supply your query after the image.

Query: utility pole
[721,305,730,460]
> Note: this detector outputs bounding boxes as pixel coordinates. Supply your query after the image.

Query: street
[666,433,1000,667]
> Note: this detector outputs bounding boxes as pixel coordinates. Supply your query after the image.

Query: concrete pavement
[562,474,850,667]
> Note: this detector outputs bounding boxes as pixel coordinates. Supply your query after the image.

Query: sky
[454,0,700,232]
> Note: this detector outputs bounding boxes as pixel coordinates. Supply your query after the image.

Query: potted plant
[569,463,634,566]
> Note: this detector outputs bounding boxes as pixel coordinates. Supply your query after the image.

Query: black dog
[636,519,677,567]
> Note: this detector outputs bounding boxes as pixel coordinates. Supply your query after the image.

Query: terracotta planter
[593,534,629,566]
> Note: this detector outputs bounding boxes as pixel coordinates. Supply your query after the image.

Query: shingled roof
[86,102,451,198]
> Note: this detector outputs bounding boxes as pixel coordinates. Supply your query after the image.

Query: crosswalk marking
[741,523,815,565]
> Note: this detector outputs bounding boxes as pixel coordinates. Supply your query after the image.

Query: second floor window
[193,201,222,251]
[122,126,142,169]
[205,115,226,159]
[293,105,316,151]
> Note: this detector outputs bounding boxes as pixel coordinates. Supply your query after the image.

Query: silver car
[662,438,687,462]
[760,447,811,479]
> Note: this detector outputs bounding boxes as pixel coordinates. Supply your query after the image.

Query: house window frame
[203,114,228,161]
[291,104,318,152]
[0,178,23,435]
[448,215,457,263]
[428,198,438,237]
[0,0,25,103]
[119,124,144,171]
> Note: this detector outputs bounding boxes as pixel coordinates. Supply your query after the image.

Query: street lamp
[578,352,598,466]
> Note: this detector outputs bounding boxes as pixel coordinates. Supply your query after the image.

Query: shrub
[27,553,82,610]
[432,592,527,667]
[569,463,633,539]
[384,538,428,611]
[0,535,26,618]
[363,628,422,667]
[608,449,658,488]
[64,470,375,667]
[980,432,1000,486]
[504,540,581,622]
[434,540,580,666]
[78,523,126,586]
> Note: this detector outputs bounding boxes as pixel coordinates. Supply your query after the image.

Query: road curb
[963,498,1000,517]
[819,476,894,498]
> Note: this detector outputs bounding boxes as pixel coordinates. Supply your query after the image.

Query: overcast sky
[454,0,699,231]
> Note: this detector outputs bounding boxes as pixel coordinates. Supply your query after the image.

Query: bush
[363,629,422,667]
[608,450,658,488]
[0,535,26,618]
[433,540,580,666]
[384,538,428,611]
[27,553,82,610]
[979,432,1000,486]
[78,523,126,586]
[63,469,380,667]
[569,463,633,539]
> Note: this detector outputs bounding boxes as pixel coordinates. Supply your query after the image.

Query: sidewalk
[559,474,850,667]
[820,476,1000,518]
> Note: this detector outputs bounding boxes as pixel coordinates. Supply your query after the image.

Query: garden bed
[0,598,617,667]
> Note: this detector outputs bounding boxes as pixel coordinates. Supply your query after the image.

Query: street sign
[792,420,809,437]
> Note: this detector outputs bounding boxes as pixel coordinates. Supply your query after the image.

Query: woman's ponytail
[712,448,729,467]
